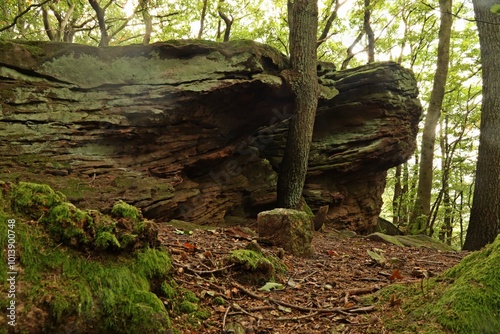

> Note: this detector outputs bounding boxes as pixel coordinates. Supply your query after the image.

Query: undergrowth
[0,181,209,333]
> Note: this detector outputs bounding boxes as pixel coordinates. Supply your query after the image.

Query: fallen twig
[232,282,351,315]
[173,260,234,274]
[222,305,231,332]
[345,285,381,296]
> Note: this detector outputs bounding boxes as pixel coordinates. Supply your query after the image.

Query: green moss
[230,249,272,270]
[95,231,121,250]
[43,203,92,246]
[0,181,173,333]
[134,247,172,279]
[11,181,66,218]
[183,290,199,303]
[375,235,500,334]
[213,296,226,305]
[161,281,177,299]
[229,249,286,285]
[432,236,500,333]
[120,233,138,247]
[111,200,141,222]
[194,309,211,320]
[178,300,198,313]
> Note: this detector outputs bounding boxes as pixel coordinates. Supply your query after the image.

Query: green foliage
[491,4,500,14]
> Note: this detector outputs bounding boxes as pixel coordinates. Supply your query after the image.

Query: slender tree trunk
[89,0,109,47]
[42,6,55,41]
[317,0,341,47]
[218,10,232,42]
[140,0,152,44]
[392,165,402,226]
[198,0,208,39]
[364,0,375,62]
[410,0,452,234]
[464,0,500,250]
[277,0,319,208]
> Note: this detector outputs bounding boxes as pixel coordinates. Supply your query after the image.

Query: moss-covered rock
[228,249,286,285]
[8,182,158,252]
[11,181,66,219]
[373,235,500,334]
[111,200,141,222]
[0,182,173,333]
[257,208,314,257]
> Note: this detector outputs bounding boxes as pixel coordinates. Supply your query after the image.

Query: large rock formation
[0,40,421,233]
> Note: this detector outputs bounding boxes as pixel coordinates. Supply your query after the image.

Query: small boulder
[257,208,314,257]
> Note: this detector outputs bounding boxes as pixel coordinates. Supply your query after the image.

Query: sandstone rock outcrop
[0,40,421,233]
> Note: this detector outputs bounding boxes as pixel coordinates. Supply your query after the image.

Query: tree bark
[89,0,109,47]
[198,0,209,39]
[364,0,375,63]
[410,0,452,234]
[277,0,319,209]
[140,0,152,44]
[463,0,500,250]
[218,10,232,42]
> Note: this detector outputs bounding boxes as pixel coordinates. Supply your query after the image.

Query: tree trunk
[392,165,402,226]
[364,0,375,63]
[140,0,152,44]
[463,0,500,250]
[277,0,319,209]
[198,0,208,39]
[410,0,452,234]
[89,0,109,47]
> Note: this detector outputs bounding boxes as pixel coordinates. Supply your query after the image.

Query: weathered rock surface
[0,40,421,233]
[257,208,314,257]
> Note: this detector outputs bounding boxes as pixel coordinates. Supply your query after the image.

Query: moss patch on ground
[228,246,287,286]
[372,235,500,334]
[0,180,207,333]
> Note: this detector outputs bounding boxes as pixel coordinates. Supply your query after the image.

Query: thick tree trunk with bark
[0,40,421,234]
[463,0,500,250]
[277,0,319,209]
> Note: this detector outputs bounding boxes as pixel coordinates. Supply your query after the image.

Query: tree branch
[0,0,52,33]
[317,0,345,47]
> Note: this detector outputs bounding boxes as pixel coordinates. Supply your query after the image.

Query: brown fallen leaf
[389,269,403,281]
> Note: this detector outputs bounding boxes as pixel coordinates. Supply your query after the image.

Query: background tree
[463,0,500,250]
[276,0,319,208]
[409,0,453,234]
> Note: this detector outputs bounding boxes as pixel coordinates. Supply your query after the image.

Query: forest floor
[158,223,468,334]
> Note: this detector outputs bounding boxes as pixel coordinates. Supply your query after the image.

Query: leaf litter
[158,224,467,333]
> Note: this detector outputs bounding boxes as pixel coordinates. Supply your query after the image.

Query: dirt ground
[158,223,467,334]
